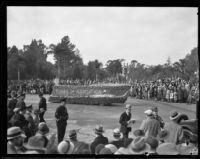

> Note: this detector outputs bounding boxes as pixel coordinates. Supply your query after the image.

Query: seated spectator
[68,129,80,149]
[105,144,118,154]
[164,110,184,145]
[73,141,90,154]
[36,122,49,148]
[128,136,150,155]
[57,140,74,154]
[109,128,124,148]
[25,135,47,154]
[95,144,105,155]
[90,125,108,154]
[157,143,179,155]
[144,136,159,155]
[7,127,27,154]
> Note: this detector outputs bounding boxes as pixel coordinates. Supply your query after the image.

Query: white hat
[125,104,131,109]
[57,140,74,154]
[7,127,26,140]
[105,144,118,154]
[144,109,153,116]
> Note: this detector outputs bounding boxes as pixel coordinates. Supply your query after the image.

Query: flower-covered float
[49,84,131,105]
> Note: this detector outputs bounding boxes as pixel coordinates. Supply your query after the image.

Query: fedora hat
[7,127,26,140]
[170,111,181,121]
[38,122,49,135]
[57,140,74,154]
[25,135,47,151]
[128,136,150,154]
[68,129,77,139]
[157,129,170,141]
[94,125,104,134]
[157,143,179,155]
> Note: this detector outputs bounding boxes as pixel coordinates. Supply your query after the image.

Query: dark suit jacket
[90,135,108,154]
[39,97,47,110]
[119,112,131,134]
[110,139,124,148]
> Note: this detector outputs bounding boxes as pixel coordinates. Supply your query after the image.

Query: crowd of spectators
[130,77,199,104]
[7,90,198,155]
[7,79,55,95]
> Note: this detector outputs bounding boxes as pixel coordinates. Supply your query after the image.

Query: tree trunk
[58,58,61,80]
[18,67,20,81]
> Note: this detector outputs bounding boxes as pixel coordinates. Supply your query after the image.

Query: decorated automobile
[49,84,131,105]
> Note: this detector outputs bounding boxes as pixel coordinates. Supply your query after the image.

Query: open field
[25,94,196,144]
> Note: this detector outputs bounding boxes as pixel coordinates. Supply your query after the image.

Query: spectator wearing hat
[133,129,145,137]
[25,135,47,154]
[119,104,133,139]
[110,128,124,148]
[68,129,80,149]
[151,106,165,129]
[128,136,151,155]
[157,143,179,155]
[140,109,161,138]
[164,110,184,145]
[35,122,49,148]
[57,140,74,154]
[7,127,27,154]
[95,144,105,154]
[7,91,18,120]
[15,93,26,110]
[9,106,29,131]
[105,144,118,154]
[90,125,108,154]
[55,98,69,143]
[144,136,159,155]
[38,93,47,122]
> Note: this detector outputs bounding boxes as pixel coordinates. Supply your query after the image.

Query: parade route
[24,94,197,144]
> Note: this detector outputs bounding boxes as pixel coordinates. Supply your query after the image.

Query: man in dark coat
[90,125,108,154]
[55,98,69,143]
[38,93,47,122]
[119,104,133,139]
[8,91,18,120]
[15,93,26,110]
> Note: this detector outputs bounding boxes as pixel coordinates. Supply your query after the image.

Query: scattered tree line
[7,35,199,83]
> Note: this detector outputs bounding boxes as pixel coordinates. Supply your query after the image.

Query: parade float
[49,84,131,105]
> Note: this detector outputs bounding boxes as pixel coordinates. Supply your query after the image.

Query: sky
[7,7,198,66]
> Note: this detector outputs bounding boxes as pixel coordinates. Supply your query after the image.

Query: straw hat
[169,111,181,121]
[25,136,47,151]
[7,127,26,140]
[113,128,121,138]
[105,144,118,154]
[128,136,150,154]
[57,140,74,154]
[144,109,153,116]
